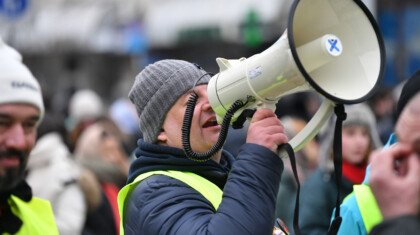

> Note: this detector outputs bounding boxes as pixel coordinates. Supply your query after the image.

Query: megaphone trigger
[232,109,257,129]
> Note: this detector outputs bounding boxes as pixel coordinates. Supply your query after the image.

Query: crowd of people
[0,35,419,235]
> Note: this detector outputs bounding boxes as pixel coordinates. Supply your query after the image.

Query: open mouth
[203,118,219,128]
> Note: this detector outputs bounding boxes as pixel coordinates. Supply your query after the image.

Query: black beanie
[396,70,420,118]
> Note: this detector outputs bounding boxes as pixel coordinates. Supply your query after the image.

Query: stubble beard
[0,150,27,193]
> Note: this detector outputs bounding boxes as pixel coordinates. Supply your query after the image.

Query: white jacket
[26,132,87,235]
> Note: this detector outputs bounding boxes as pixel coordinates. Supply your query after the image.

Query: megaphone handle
[279,99,335,158]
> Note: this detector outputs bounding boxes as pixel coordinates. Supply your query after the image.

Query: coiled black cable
[182,92,252,162]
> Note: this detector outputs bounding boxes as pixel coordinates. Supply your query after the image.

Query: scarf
[342,160,367,184]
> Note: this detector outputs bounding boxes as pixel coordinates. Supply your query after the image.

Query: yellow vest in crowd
[118,170,223,235]
[351,185,382,233]
[2,195,58,235]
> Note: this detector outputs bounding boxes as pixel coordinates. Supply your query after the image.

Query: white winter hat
[0,38,44,122]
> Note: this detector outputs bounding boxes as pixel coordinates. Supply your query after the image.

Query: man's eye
[23,122,37,132]
[0,119,11,127]
[0,120,11,133]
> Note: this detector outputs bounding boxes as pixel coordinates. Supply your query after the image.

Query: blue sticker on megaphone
[325,35,342,56]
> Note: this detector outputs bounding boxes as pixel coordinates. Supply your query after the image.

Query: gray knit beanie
[128,59,211,143]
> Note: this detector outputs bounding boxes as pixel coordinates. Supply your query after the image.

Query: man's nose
[5,124,27,150]
[201,100,213,112]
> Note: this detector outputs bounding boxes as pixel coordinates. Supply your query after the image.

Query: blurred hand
[246,108,288,155]
[369,143,420,218]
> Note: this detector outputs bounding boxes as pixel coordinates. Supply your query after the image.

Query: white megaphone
[207,0,385,156]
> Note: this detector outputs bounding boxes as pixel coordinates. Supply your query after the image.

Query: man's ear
[157,130,167,143]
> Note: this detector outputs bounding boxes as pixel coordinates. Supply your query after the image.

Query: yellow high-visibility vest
[353,185,383,233]
[118,170,223,235]
[3,195,59,235]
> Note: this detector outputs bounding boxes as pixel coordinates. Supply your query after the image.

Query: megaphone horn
[207,0,385,154]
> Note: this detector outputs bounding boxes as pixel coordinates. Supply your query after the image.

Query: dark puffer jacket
[122,140,284,235]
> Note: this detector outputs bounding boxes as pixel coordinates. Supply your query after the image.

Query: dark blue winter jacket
[121,140,284,235]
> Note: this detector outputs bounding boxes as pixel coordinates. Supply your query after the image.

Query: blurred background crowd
[1,0,420,234]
